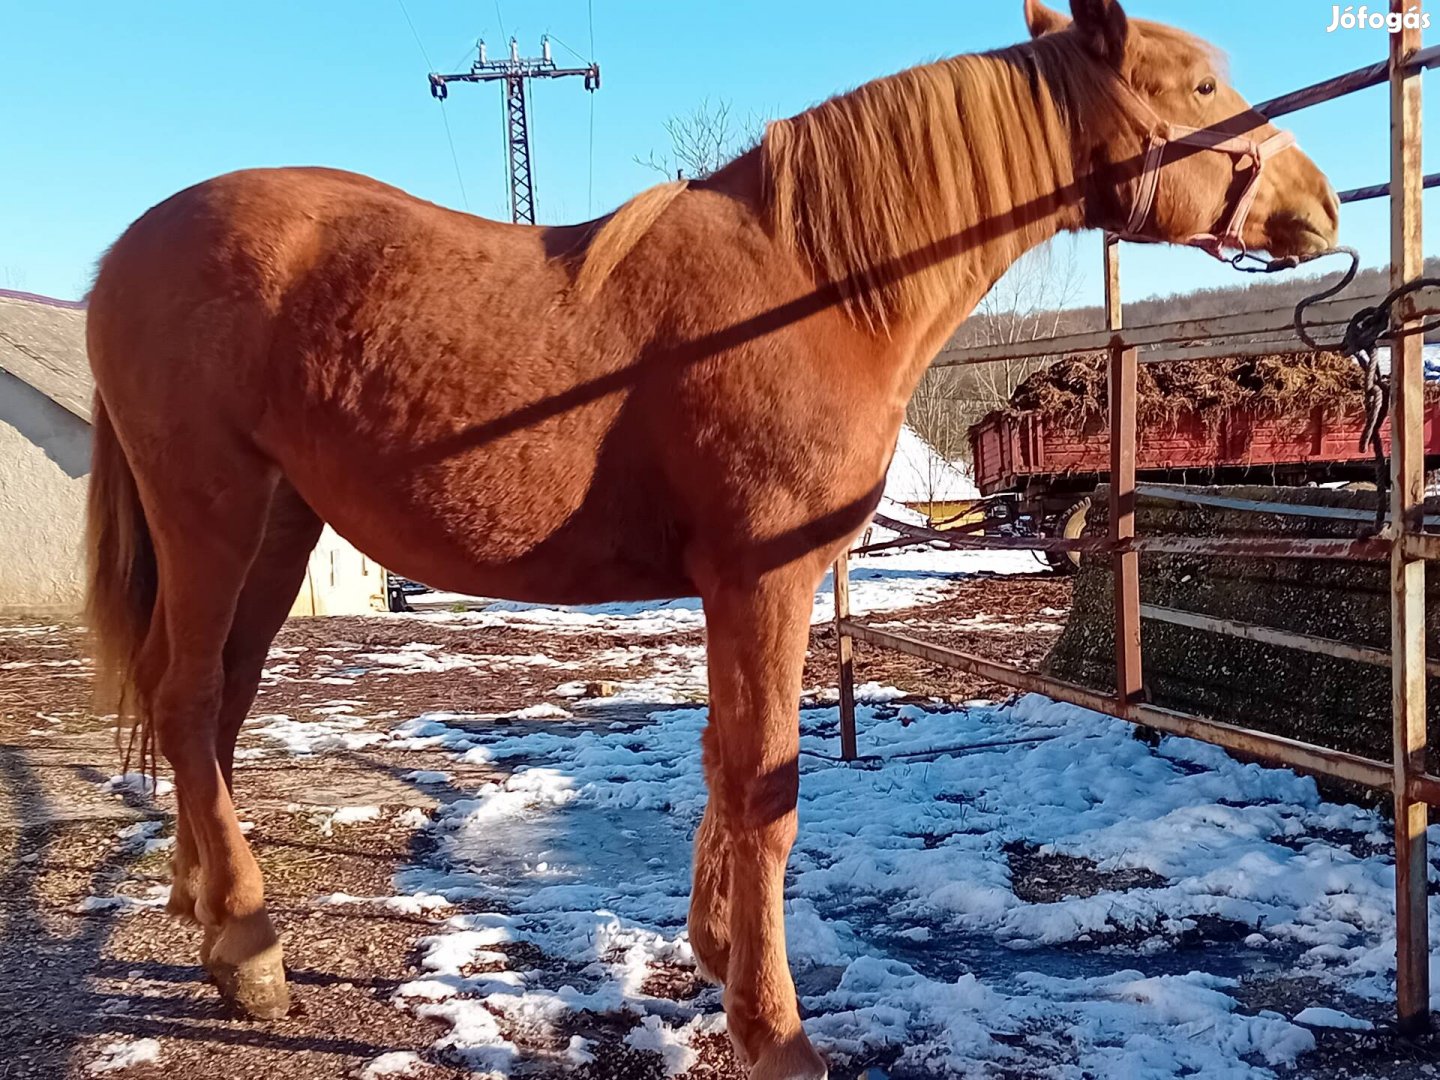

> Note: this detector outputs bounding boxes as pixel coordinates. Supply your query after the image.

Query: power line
[394,0,433,69]
[547,32,591,64]
[393,0,470,211]
[538,27,598,216]
[493,1,508,46]
[438,102,471,211]
[588,0,597,215]
[450,40,480,72]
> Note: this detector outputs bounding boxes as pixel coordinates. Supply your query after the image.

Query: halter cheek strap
[1112,85,1297,260]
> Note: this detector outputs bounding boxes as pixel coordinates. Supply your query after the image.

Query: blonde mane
[575,180,688,299]
[763,35,1113,330]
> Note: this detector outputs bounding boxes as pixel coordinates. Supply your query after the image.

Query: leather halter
[1112,82,1296,260]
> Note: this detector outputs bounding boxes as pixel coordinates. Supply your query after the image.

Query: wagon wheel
[1045,497,1092,574]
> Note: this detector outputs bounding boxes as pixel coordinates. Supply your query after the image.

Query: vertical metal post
[834,549,858,761]
[1389,1,1430,1034]
[1109,338,1142,715]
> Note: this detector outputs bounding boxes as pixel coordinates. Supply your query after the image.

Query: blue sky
[2,1,1436,305]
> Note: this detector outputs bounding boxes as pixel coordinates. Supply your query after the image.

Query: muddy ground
[1,572,1434,1079]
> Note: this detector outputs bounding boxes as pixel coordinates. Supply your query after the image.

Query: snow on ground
[364,691,1439,1078]
[246,539,1438,1078]
[86,1037,161,1073]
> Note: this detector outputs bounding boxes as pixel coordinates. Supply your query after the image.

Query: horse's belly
[279,432,695,606]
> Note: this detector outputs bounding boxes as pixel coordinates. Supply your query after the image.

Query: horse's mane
[575,180,688,300]
[576,22,1217,326]
[763,34,1119,331]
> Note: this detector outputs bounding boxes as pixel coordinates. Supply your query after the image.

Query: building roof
[0,289,91,423]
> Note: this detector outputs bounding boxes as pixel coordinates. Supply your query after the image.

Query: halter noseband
[1112,83,1296,260]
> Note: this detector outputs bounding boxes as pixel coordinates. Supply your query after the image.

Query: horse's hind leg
[698,561,827,1080]
[215,481,322,790]
[137,457,290,1017]
[688,787,733,985]
[183,481,322,971]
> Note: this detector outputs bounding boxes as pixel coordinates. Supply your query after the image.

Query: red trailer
[968,401,1440,568]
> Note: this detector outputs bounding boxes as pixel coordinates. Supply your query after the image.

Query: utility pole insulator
[428,36,601,226]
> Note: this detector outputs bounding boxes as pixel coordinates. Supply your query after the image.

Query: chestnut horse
[86,1,1336,1075]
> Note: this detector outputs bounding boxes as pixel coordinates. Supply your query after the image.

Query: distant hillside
[951,255,1440,351]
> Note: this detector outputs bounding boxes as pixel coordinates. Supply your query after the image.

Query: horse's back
[86,168,691,601]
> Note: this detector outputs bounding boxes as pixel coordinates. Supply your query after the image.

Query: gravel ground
[3,571,1435,1079]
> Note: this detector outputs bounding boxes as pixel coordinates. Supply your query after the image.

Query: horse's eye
[1197,78,1217,96]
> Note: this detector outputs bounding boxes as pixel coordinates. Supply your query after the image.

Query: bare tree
[907,238,1083,466]
[637,98,762,180]
[906,367,971,464]
[959,238,1082,409]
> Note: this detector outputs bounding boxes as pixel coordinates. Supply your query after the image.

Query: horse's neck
[887,52,1090,381]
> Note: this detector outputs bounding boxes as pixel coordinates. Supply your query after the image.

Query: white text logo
[1327,5,1431,31]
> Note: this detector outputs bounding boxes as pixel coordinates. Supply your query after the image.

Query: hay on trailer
[1003,350,1405,428]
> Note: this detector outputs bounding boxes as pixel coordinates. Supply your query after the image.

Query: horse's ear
[1024,0,1070,37]
[1069,0,1129,68]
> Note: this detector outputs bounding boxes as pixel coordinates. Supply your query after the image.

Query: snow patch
[86,1038,161,1073]
[1293,1006,1375,1030]
[356,1050,425,1078]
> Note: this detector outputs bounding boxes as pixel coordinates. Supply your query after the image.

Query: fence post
[1388,1,1431,1035]
[833,550,858,761]
[1109,338,1142,715]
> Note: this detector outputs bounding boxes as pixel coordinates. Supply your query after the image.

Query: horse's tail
[85,394,159,772]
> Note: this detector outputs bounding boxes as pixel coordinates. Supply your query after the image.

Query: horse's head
[1024,0,1339,259]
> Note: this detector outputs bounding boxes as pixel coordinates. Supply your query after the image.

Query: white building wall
[1,370,382,618]
[289,525,386,617]
[0,372,89,613]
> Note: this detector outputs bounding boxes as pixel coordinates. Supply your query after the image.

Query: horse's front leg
[698,563,827,1080]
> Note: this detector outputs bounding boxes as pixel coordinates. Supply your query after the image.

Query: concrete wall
[0,371,89,613]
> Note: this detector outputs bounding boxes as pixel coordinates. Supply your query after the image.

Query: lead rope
[1277,246,1440,530]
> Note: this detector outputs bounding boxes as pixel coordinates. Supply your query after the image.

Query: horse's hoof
[205,911,289,1019]
[209,943,289,1019]
[749,1032,827,1080]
